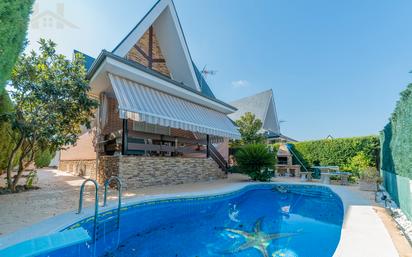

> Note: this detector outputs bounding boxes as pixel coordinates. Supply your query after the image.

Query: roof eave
[86,51,237,113]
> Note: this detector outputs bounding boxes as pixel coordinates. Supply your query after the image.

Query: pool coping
[0,181,399,256]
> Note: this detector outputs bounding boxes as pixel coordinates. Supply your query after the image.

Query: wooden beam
[148,26,154,68]
[152,58,165,63]
[133,45,150,60]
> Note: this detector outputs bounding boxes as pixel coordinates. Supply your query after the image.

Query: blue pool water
[42,184,344,257]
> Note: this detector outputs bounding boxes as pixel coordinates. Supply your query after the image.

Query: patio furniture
[299,171,313,182]
[320,172,333,184]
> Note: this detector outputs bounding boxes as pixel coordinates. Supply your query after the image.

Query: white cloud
[231,80,250,89]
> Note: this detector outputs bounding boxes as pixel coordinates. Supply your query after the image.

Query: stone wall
[98,155,120,184]
[59,159,96,178]
[97,156,226,188]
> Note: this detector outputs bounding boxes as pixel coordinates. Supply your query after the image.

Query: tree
[235,112,264,144]
[3,39,98,191]
[235,144,276,181]
[0,0,34,90]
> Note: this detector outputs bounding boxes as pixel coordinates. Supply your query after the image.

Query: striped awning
[108,73,240,139]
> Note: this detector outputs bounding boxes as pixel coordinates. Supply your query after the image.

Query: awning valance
[108,73,240,139]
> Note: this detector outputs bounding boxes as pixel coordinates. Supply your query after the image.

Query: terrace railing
[208,143,228,172]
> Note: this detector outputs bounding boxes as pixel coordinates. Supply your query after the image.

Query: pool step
[96,211,121,240]
[0,228,90,257]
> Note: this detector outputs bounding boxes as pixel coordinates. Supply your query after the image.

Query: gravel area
[0,169,249,236]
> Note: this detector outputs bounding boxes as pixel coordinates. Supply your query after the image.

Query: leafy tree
[235,144,276,181]
[235,112,264,144]
[0,0,34,90]
[3,39,98,191]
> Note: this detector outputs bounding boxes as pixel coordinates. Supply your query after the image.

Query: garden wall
[381,170,412,220]
[380,83,412,220]
[59,159,96,178]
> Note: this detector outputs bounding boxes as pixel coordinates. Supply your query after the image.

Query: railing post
[206,134,210,158]
[77,179,99,241]
[121,119,128,155]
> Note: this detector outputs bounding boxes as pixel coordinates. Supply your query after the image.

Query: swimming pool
[40,184,344,257]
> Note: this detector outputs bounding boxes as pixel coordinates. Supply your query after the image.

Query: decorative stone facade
[98,156,226,188]
[59,159,96,178]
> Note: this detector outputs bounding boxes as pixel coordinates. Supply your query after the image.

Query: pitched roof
[73,50,95,71]
[77,0,220,103]
[228,89,280,135]
[111,0,200,91]
[193,62,215,99]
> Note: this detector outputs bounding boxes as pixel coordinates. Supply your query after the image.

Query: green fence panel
[381,170,412,220]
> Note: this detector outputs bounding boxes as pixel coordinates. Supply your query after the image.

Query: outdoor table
[321,172,333,184]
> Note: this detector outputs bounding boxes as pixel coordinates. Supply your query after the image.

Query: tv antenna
[201,65,217,79]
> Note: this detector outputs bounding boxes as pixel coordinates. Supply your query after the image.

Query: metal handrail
[208,143,228,172]
[103,176,122,228]
[286,144,309,173]
[77,179,99,240]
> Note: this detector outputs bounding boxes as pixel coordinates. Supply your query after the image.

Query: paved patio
[0,169,410,256]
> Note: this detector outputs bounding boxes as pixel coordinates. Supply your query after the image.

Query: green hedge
[0,0,33,90]
[274,136,380,172]
[0,90,15,173]
[381,83,412,179]
[34,148,54,168]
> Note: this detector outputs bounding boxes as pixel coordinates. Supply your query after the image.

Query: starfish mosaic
[224,217,297,257]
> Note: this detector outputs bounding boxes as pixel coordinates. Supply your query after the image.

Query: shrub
[34,148,54,168]
[25,170,38,188]
[235,144,276,181]
[359,167,380,183]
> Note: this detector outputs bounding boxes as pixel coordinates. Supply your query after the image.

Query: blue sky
[27,0,412,141]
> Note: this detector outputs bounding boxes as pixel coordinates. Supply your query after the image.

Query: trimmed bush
[381,83,412,179]
[274,136,380,174]
[235,144,276,181]
[0,0,34,90]
[34,148,54,168]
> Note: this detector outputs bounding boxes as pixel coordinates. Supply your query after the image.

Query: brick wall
[97,156,226,188]
[59,159,96,178]
[126,26,171,77]
[102,96,123,135]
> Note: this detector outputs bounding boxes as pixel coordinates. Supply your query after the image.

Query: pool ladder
[77,176,122,241]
